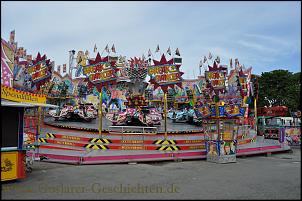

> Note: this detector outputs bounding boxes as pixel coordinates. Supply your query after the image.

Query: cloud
[1,1,301,78]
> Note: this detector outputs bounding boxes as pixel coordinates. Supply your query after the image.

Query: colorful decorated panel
[148,54,184,92]
[28,59,51,83]
[82,53,118,88]
[205,71,226,90]
[1,38,15,87]
[206,140,237,158]
[224,104,246,117]
[198,104,212,118]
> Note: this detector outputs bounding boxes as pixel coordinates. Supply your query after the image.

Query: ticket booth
[1,85,57,181]
[1,102,27,181]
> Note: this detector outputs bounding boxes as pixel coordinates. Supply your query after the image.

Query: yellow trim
[1,85,46,104]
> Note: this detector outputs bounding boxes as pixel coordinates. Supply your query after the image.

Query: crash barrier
[39,133,206,151]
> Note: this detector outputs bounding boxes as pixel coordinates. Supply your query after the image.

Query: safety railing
[109,126,157,135]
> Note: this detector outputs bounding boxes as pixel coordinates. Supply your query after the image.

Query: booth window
[1,107,20,148]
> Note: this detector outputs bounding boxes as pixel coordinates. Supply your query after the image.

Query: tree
[258,70,301,115]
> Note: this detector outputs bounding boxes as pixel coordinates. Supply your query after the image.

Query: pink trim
[36,153,81,161]
[83,151,206,162]
[237,145,281,153]
[39,145,84,151]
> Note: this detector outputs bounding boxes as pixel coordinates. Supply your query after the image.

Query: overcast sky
[1,1,301,78]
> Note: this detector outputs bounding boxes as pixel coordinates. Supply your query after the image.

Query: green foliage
[258,70,301,114]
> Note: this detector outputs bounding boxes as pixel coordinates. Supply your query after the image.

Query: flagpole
[164,92,168,139]
[254,98,257,133]
[199,58,203,76]
[99,89,103,138]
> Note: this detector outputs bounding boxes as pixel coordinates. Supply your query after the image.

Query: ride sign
[205,71,226,90]
[148,54,184,92]
[148,65,182,84]
[27,61,50,83]
[82,52,118,86]
[83,63,116,84]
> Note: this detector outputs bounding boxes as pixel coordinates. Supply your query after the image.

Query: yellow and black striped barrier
[89,138,112,144]
[84,144,108,150]
[38,138,48,143]
[153,140,177,145]
[46,133,56,138]
[156,145,180,151]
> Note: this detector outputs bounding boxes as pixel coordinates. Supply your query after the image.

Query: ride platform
[28,117,291,164]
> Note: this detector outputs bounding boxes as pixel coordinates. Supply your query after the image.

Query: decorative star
[148,54,184,93]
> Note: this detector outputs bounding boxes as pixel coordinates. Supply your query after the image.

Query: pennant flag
[93,44,97,53]
[230,58,233,68]
[203,56,207,63]
[199,59,203,67]
[155,45,160,53]
[208,52,212,60]
[167,47,171,55]
[10,30,15,43]
[85,50,89,58]
[105,44,110,53]
[111,44,116,53]
[215,56,220,64]
[63,64,67,73]
[235,58,239,67]
[175,48,180,56]
[148,49,152,57]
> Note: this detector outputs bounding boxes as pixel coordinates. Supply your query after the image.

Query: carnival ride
[170,109,190,123]
[256,105,300,145]
[34,52,292,165]
[106,57,162,126]
[1,31,294,171]
[49,103,97,122]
